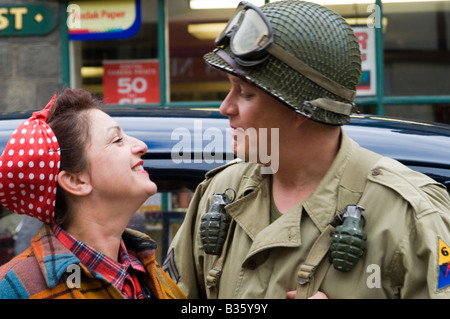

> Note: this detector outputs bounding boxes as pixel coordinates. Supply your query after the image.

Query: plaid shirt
[53,225,147,299]
[0,224,186,299]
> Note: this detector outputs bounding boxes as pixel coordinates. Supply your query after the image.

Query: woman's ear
[57,170,92,196]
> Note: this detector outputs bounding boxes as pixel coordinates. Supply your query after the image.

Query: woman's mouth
[132,160,146,173]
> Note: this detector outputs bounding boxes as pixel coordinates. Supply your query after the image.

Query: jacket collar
[302,131,357,231]
[224,130,358,244]
[31,224,81,289]
[30,224,158,289]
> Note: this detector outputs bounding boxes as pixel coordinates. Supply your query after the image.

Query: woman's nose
[130,136,148,156]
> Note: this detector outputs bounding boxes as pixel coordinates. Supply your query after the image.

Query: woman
[0,88,185,299]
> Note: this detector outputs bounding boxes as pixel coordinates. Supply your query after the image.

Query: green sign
[0,4,57,36]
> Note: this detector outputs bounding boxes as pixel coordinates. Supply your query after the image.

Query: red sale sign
[102,59,160,104]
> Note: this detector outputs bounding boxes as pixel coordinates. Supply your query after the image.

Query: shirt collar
[228,129,358,234]
[53,225,146,290]
[302,130,357,231]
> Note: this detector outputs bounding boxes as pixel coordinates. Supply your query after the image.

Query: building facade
[0,0,449,123]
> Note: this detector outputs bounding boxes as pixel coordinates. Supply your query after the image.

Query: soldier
[163,1,450,298]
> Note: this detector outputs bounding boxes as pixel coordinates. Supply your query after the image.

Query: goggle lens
[215,1,272,63]
[216,8,243,46]
[231,9,271,55]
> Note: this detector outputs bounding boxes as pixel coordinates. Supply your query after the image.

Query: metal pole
[375,0,384,115]
[157,0,168,106]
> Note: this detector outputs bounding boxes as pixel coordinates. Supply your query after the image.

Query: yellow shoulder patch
[438,238,450,289]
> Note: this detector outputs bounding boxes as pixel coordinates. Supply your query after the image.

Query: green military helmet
[204,1,362,125]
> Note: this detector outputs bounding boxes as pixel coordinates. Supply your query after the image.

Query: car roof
[111,107,450,167]
[1,107,450,189]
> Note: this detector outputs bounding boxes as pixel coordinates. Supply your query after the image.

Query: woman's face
[83,109,157,202]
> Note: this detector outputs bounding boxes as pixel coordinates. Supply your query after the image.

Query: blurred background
[0,0,449,123]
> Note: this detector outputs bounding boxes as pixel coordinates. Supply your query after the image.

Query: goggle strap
[214,48,247,79]
[266,43,356,101]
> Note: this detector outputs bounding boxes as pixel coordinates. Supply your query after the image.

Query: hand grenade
[330,205,367,272]
[200,188,236,255]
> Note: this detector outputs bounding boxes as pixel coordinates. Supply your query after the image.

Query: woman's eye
[113,137,124,144]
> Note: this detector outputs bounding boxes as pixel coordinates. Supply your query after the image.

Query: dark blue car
[1,107,450,264]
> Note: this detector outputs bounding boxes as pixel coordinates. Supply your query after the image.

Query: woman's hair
[46,88,102,227]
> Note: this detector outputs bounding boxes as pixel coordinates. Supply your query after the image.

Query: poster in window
[354,27,376,96]
[103,59,160,105]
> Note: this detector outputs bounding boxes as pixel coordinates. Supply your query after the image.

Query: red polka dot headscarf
[0,95,60,224]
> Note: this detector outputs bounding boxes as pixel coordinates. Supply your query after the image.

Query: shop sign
[0,4,56,36]
[68,0,141,40]
[354,27,376,96]
[103,60,160,105]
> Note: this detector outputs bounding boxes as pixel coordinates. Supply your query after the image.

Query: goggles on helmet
[214,1,356,102]
[215,1,273,66]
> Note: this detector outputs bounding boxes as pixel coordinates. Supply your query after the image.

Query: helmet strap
[266,43,356,102]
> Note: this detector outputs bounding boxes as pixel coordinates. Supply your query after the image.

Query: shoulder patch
[438,238,450,289]
[162,248,180,283]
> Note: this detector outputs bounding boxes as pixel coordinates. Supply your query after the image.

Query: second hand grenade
[330,205,367,272]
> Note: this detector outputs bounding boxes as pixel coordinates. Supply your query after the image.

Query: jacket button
[372,168,382,176]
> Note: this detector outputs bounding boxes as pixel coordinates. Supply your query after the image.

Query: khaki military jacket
[164,131,450,299]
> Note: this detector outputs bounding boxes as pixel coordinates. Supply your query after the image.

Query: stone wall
[0,0,63,112]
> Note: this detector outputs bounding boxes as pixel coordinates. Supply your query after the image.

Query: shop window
[168,0,231,102]
[355,104,378,116]
[383,2,450,97]
[385,103,450,124]
[69,0,159,103]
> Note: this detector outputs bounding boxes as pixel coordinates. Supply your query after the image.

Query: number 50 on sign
[103,60,160,105]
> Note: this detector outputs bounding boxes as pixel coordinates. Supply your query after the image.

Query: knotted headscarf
[0,95,60,224]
